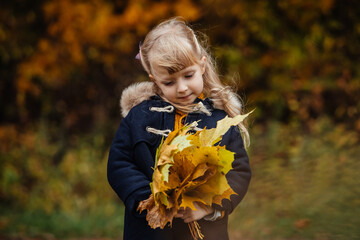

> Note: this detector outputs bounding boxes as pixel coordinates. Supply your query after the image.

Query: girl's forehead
[151,57,196,72]
[152,64,198,78]
[151,64,169,76]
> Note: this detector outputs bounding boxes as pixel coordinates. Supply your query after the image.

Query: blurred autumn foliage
[0,0,359,239]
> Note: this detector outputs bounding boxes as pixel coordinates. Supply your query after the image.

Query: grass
[0,203,124,239]
[229,118,360,240]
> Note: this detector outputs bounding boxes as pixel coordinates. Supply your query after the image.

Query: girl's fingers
[182,212,197,222]
[175,207,186,218]
[184,215,198,223]
[178,205,211,222]
[184,218,192,223]
[182,214,194,223]
[174,213,183,218]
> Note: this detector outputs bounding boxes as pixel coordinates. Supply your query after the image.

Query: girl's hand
[175,202,214,223]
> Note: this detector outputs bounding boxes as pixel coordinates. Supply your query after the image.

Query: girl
[107,17,251,240]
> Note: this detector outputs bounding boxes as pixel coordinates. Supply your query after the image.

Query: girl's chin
[176,95,196,105]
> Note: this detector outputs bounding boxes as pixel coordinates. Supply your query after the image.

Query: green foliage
[229,118,360,240]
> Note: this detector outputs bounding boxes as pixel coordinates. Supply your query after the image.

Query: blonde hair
[138,17,250,147]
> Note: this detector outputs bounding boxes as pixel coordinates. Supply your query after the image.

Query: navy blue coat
[107,95,251,240]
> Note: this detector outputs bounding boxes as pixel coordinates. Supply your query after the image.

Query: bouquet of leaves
[138,113,250,239]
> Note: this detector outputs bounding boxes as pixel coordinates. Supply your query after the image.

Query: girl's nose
[177,81,188,93]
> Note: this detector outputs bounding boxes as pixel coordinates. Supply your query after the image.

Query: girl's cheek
[164,87,175,95]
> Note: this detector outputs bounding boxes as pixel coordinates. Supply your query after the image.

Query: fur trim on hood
[120,82,156,117]
[120,82,242,117]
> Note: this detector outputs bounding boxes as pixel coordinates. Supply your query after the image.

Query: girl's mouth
[178,94,192,100]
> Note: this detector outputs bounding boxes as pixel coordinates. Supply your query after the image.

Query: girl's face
[150,58,206,106]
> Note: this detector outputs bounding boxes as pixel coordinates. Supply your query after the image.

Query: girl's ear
[200,56,206,74]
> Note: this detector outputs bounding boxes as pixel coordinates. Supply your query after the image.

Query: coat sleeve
[214,126,251,214]
[107,116,151,218]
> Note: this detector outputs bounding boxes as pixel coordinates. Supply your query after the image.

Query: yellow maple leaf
[138,112,252,234]
[198,111,253,146]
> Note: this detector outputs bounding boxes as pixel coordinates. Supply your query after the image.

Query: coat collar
[119,81,237,117]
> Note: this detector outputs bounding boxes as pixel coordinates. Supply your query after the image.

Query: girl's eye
[185,73,194,79]
[164,81,174,86]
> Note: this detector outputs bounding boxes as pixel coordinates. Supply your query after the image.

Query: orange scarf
[173,93,204,131]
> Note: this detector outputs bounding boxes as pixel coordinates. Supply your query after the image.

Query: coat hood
[120,81,242,117]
